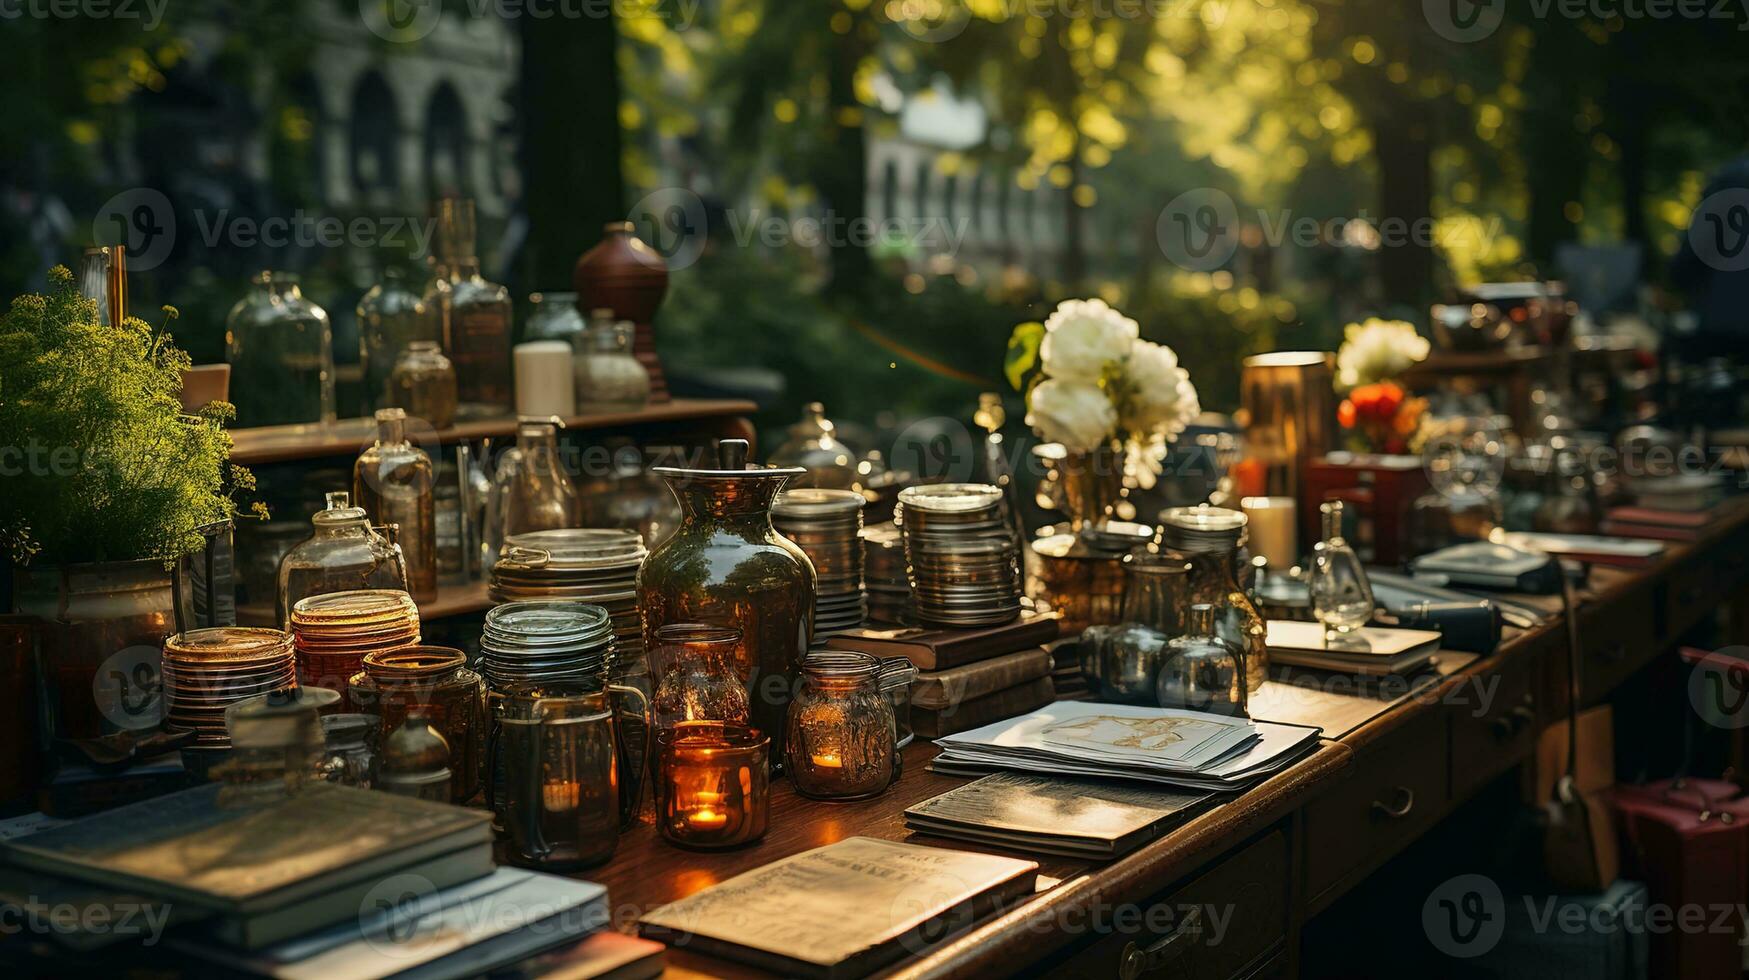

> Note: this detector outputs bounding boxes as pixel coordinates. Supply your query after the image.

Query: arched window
[349,71,399,198]
[424,82,470,198]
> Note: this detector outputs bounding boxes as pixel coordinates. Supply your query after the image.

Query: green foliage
[0,267,258,566]
[1004,322,1044,392]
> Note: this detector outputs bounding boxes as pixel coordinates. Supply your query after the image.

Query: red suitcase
[1609,782,1749,979]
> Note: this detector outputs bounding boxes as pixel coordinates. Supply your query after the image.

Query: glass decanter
[1156,603,1248,717]
[573,308,650,412]
[225,271,335,427]
[389,340,458,430]
[275,491,408,627]
[357,268,430,413]
[352,409,437,602]
[1160,506,1268,692]
[1308,501,1376,637]
[486,418,582,554]
[433,197,513,417]
[524,291,586,343]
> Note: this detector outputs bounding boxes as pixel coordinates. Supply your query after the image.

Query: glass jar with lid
[275,492,408,627]
[784,651,895,801]
[389,341,458,430]
[649,624,751,732]
[347,645,485,803]
[524,292,586,343]
[573,308,650,412]
[769,402,858,491]
[358,269,431,413]
[225,271,335,427]
[486,418,582,553]
[353,409,438,602]
[1160,505,1268,692]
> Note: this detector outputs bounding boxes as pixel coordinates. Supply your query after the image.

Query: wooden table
[588,502,1749,978]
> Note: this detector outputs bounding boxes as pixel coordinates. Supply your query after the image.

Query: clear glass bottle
[524,291,586,343]
[389,341,458,430]
[785,651,894,800]
[225,271,335,427]
[1156,603,1248,717]
[433,198,513,417]
[275,492,408,627]
[352,409,437,602]
[486,418,582,553]
[357,269,431,413]
[574,308,651,412]
[1160,506,1268,692]
[1309,501,1376,636]
[1077,554,1190,705]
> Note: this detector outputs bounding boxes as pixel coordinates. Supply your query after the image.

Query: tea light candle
[1241,496,1298,569]
[513,341,576,416]
[655,723,769,850]
[811,751,844,769]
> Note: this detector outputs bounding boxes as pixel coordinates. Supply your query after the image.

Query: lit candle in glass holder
[655,722,769,849]
[785,651,895,801]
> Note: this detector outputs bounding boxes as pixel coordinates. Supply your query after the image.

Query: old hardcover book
[638,837,1037,979]
[1265,621,1441,677]
[913,676,1056,739]
[911,647,1051,710]
[824,613,1059,670]
[905,772,1214,858]
[2,782,494,949]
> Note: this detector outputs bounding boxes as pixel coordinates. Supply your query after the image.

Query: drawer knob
[1490,704,1536,740]
[1118,906,1201,979]
[1371,786,1415,820]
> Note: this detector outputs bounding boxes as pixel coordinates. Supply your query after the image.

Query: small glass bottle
[389,341,458,429]
[1309,501,1376,636]
[785,651,895,801]
[574,308,651,412]
[357,269,431,413]
[486,418,582,551]
[352,409,438,602]
[1156,603,1248,717]
[225,271,335,427]
[433,198,514,417]
[1160,506,1268,693]
[524,292,586,343]
[649,624,751,732]
[275,492,408,627]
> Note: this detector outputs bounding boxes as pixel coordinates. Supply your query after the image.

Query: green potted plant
[1,266,260,745]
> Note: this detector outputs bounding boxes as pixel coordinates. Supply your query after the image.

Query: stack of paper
[931,701,1321,792]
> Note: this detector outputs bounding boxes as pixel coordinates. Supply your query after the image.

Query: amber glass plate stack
[289,590,421,696]
[162,627,298,751]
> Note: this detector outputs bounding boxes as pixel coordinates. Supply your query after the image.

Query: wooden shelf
[228,398,758,466]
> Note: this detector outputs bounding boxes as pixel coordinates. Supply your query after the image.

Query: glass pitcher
[486,418,582,556]
[490,684,650,870]
[225,271,335,427]
[275,492,408,627]
[1160,506,1268,692]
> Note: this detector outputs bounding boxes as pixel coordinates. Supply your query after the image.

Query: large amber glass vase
[636,440,814,767]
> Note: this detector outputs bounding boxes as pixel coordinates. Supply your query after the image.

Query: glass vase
[1161,506,1268,692]
[486,418,583,554]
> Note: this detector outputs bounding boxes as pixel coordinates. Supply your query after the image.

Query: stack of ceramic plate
[861,522,913,626]
[490,529,646,667]
[479,601,616,692]
[289,590,420,696]
[162,627,298,750]
[898,484,1023,628]
[773,489,867,640]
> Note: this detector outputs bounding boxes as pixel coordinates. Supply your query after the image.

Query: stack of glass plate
[490,529,646,670]
[773,489,867,641]
[479,600,616,692]
[289,590,420,696]
[861,522,913,627]
[163,627,298,750]
[898,483,1023,628]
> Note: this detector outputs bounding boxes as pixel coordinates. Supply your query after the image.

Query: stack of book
[1047,637,1089,700]
[1601,503,1732,542]
[828,613,1060,737]
[904,771,1213,858]
[1265,621,1442,677]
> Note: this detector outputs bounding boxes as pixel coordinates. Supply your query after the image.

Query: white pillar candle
[1242,496,1299,569]
[514,341,576,417]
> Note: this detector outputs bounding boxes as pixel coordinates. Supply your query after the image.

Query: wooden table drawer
[1449,653,1540,799]
[1578,586,1658,704]
[1666,535,1749,636]
[1304,711,1448,909]
[1045,830,1289,980]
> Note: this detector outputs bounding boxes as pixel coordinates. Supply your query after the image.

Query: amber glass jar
[288,589,420,697]
[1161,506,1268,692]
[389,341,458,429]
[276,492,408,628]
[784,651,894,801]
[347,645,484,802]
[655,722,769,849]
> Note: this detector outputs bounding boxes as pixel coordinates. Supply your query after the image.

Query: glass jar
[655,722,769,849]
[378,714,452,802]
[1156,604,1249,717]
[358,269,431,413]
[524,292,586,343]
[225,271,335,427]
[1077,553,1190,704]
[347,646,485,803]
[769,402,858,491]
[275,492,409,628]
[573,308,650,412]
[490,686,638,869]
[1309,501,1376,636]
[1160,506,1268,693]
[649,624,751,732]
[785,651,895,800]
[389,341,458,430]
[353,409,438,602]
[317,713,378,787]
[486,418,582,553]
[432,197,514,418]
[288,589,421,696]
